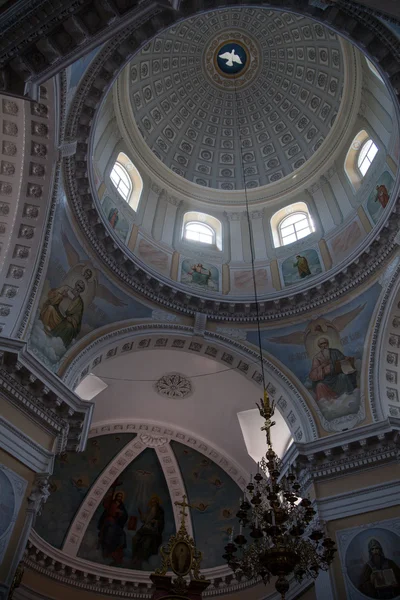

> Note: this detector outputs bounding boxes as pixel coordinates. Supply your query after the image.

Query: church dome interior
[1,2,400,600]
[89,7,399,308]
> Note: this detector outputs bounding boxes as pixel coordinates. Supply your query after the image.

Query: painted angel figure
[39,230,127,349]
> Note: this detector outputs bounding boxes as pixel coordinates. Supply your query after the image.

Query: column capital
[225,211,242,222]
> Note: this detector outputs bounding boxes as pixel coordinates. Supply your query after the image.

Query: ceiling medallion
[204,29,260,90]
[155,372,193,399]
[215,40,249,78]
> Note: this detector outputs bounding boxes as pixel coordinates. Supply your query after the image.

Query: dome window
[108,152,143,211]
[279,212,313,246]
[345,131,379,192]
[110,162,132,201]
[182,212,222,250]
[357,139,378,177]
[271,202,314,248]
[184,221,215,245]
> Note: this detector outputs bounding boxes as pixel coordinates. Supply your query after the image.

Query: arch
[59,324,318,444]
[271,202,314,248]
[371,258,400,423]
[110,151,143,211]
[344,130,378,191]
[27,422,269,595]
[182,211,222,250]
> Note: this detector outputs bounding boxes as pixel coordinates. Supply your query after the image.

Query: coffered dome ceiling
[128,8,345,190]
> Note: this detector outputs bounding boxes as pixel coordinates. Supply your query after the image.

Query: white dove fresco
[219,48,243,67]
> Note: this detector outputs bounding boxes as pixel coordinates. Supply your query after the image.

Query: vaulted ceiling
[128,8,345,189]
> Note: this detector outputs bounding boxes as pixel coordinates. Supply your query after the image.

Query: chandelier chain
[233,75,266,391]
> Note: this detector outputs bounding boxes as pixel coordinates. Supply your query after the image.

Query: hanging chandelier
[223,56,337,600]
[223,388,336,598]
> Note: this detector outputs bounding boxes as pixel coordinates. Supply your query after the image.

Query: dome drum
[63,7,400,319]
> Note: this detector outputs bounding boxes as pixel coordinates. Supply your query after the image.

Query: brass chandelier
[223,65,337,599]
[223,388,336,598]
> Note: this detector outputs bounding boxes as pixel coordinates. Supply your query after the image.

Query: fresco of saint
[266,302,368,425]
[188,264,212,286]
[309,337,357,402]
[375,184,390,209]
[358,538,400,598]
[294,254,311,278]
[40,280,85,348]
[97,490,128,565]
[131,494,164,567]
[108,207,119,229]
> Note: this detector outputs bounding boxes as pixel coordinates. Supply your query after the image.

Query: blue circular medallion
[216,42,248,76]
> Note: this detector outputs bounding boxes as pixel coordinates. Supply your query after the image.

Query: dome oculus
[215,41,248,77]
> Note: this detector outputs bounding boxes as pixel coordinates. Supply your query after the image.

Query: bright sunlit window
[110,162,132,201]
[357,139,378,176]
[184,221,215,245]
[366,58,384,83]
[279,212,313,246]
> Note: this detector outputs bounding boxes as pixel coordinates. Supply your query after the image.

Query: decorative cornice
[287,418,400,489]
[0,337,93,453]
[316,479,400,521]
[0,416,54,474]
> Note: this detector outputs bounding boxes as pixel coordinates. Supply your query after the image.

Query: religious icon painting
[101,195,131,243]
[170,540,193,576]
[365,169,394,224]
[337,518,400,599]
[180,259,220,292]
[280,247,323,287]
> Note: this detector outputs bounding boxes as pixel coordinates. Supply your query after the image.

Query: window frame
[184,220,216,246]
[110,161,132,202]
[356,138,378,178]
[278,211,313,247]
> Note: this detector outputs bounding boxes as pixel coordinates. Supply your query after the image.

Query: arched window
[279,212,313,246]
[357,139,378,176]
[182,211,222,250]
[110,162,132,201]
[271,202,314,248]
[184,221,215,245]
[108,152,143,210]
[345,131,379,191]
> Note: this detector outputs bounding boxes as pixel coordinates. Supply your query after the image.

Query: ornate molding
[155,373,192,399]
[154,442,194,538]
[0,86,57,339]
[0,416,54,474]
[0,337,93,453]
[86,420,249,486]
[286,417,400,491]
[370,256,400,421]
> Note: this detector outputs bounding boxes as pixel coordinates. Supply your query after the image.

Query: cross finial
[174,494,193,528]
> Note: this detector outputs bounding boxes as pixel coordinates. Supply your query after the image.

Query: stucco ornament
[155,372,193,399]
